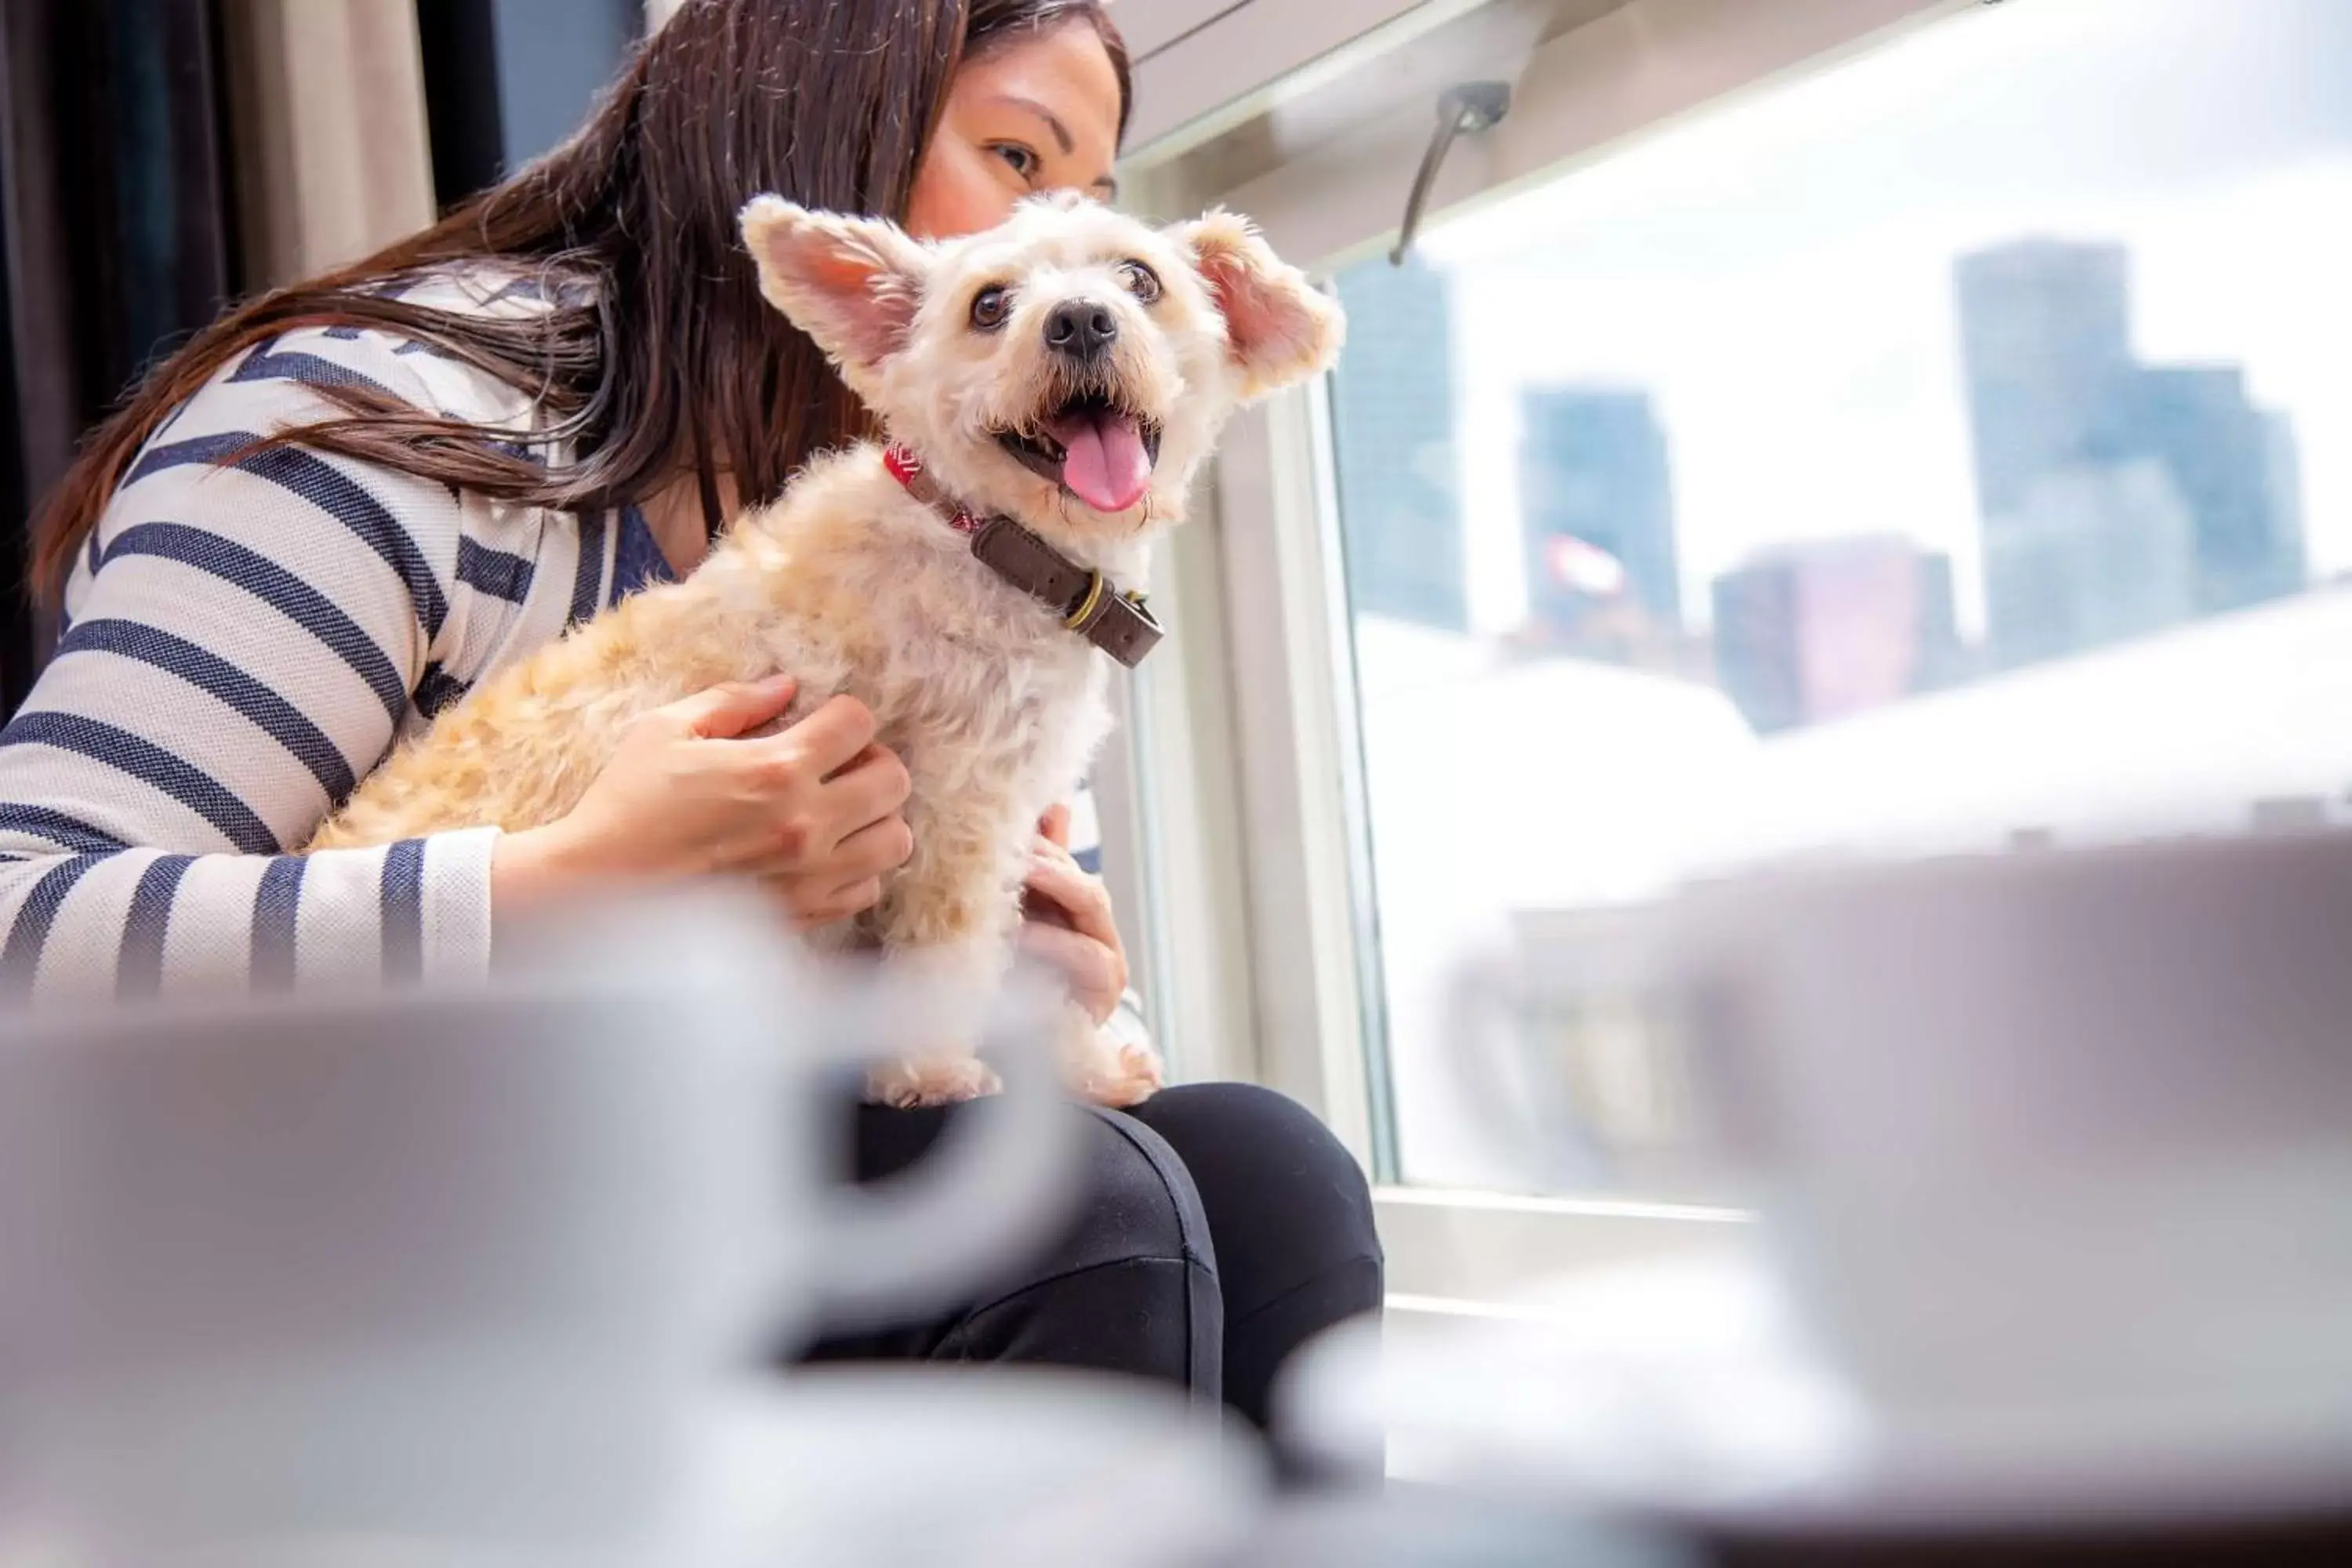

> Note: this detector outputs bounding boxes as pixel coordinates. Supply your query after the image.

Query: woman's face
[906,21,1123,242]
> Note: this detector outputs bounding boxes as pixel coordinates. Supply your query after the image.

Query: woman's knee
[1131,1083,1377,1222]
[1045,1103,1218,1279]
[935,1099,1221,1323]
[936,1104,1222,1397]
[851,1097,1217,1288]
[1123,1083,1382,1433]
[1123,1083,1381,1288]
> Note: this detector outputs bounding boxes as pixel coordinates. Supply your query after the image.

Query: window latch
[1391,81,1512,266]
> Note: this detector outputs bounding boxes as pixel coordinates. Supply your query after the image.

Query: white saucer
[1280,1243,2352,1535]
[120,1367,1268,1568]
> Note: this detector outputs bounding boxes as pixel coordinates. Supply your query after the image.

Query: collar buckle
[1063,569,1109,632]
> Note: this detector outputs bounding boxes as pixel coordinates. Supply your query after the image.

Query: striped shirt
[0,269,1134,1022]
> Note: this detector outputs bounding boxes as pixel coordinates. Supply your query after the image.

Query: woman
[2,0,1378,1445]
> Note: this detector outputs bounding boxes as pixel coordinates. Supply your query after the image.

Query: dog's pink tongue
[1049,408,1152,514]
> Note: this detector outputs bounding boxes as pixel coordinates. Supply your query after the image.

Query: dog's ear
[740,196,931,372]
[1171,209,1345,400]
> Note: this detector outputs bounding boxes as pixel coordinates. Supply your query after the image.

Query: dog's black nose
[1044,300,1119,362]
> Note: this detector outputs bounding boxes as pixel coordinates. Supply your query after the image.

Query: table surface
[1219,1490,2352,1568]
[1218,1489,1690,1568]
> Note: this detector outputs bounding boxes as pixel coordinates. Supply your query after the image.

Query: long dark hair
[29,0,1130,597]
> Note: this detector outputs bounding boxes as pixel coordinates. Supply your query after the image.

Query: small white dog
[309,192,1345,1106]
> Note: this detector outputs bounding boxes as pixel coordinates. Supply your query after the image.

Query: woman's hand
[1019,803,1129,1027]
[492,674,914,929]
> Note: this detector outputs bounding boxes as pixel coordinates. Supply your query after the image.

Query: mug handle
[798,972,1079,1325]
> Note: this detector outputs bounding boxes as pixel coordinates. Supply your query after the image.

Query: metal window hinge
[1390,81,1512,266]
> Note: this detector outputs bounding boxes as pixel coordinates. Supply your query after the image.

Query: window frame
[1102,0,1999,1283]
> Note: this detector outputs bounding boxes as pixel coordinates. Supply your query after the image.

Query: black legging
[797,1082,1383,1436]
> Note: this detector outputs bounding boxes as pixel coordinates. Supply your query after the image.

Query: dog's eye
[970,285,1013,332]
[1117,260,1162,304]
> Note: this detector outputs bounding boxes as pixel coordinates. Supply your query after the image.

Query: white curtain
[217,0,437,287]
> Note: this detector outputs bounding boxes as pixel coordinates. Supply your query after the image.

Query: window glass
[1323,0,2352,1190]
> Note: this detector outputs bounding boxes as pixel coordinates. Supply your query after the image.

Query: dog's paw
[866,1056,1003,1109]
[1059,1005,1164,1108]
[1088,1040,1166,1109]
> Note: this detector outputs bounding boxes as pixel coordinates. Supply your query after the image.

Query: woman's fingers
[667,673,798,739]
[1023,840,1117,950]
[537,681,907,918]
[1017,920,1123,1025]
[757,692,879,779]
[767,809,910,927]
[789,876,885,931]
[826,811,916,882]
[819,744,913,836]
[634,688,1101,953]
[1021,840,1128,1024]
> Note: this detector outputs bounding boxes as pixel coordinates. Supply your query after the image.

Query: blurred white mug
[1669,833,2352,1438]
[0,885,1075,1562]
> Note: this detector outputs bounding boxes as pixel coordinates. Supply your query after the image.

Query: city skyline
[1956,238,2306,669]
[1336,216,2314,732]
[1415,0,2352,646]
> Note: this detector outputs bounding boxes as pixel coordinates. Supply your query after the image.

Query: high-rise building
[1327,256,1468,631]
[1711,536,1962,734]
[1983,460,2198,667]
[1519,388,1681,648]
[2111,367,2306,616]
[1955,239,2307,667]
[1955,241,2135,521]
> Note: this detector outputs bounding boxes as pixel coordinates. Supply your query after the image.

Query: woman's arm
[0,330,496,999]
[0,321,920,999]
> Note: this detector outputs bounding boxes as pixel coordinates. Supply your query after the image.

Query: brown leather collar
[883,445,1164,670]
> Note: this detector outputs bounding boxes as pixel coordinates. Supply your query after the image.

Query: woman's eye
[1118,260,1163,303]
[971,285,1013,332]
[990,143,1040,182]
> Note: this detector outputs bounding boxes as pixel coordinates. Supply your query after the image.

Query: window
[1120,0,2352,1229]
[1316,0,2352,1195]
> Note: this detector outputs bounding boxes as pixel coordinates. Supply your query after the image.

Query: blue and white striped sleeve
[0,332,497,1001]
